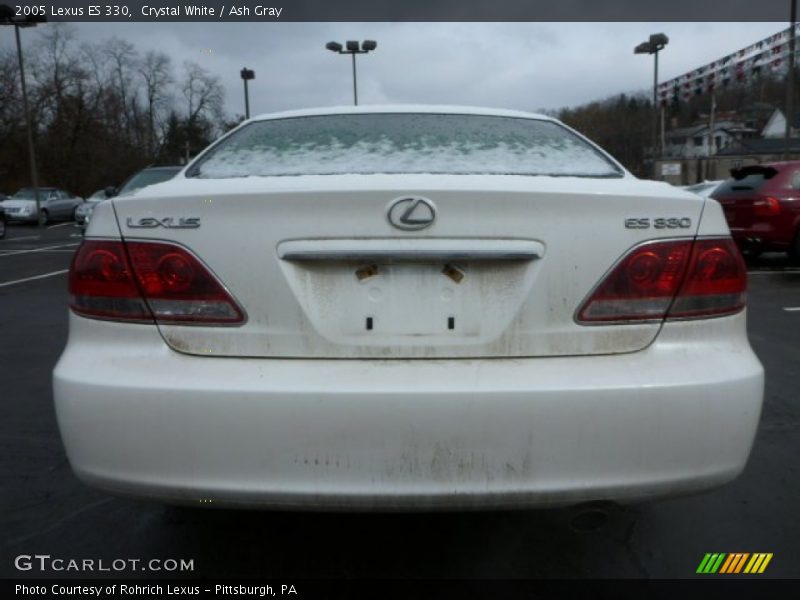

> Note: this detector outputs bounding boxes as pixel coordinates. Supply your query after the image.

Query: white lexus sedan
[53,106,764,509]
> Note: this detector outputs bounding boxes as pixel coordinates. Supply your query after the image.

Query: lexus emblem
[387,197,436,231]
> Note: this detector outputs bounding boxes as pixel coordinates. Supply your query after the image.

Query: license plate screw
[442,264,465,283]
[356,264,379,281]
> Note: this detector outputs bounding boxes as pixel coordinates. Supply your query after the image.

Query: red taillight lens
[577,240,692,322]
[69,241,152,321]
[754,196,781,217]
[70,240,244,325]
[668,239,747,318]
[577,238,746,323]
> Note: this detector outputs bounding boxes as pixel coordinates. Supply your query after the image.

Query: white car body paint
[54,106,764,509]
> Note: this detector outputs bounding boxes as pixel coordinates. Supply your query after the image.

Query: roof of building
[665,121,757,141]
[716,137,800,155]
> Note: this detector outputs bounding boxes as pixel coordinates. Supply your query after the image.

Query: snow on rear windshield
[188,114,623,178]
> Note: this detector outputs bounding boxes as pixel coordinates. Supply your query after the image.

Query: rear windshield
[713,173,771,196]
[685,182,719,194]
[13,188,53,199]
[187,113,623,178]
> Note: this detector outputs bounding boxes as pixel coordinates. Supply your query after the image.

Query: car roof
[250,105,555,123]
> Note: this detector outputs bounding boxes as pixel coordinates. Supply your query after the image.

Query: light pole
[785,0,796,160]
[325,40,377,105]
[0,5,45,226]
[240,67,255,120]
[635,33,669,179]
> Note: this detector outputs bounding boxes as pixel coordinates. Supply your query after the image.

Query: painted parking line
[26,249,77,253]
[0,242,79,257]
[47,222,74,229]
[0,248,77,253]
[784,307,800,312]
[0,249,76,256]
[0,235,41,242]
[0,269,69,288]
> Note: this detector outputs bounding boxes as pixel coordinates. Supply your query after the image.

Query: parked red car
[711,162,800,262]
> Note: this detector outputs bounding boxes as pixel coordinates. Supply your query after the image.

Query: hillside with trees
[0,24,238,197]
[557,70,800,177]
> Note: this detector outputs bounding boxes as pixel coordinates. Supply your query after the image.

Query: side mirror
[104,186,118,198]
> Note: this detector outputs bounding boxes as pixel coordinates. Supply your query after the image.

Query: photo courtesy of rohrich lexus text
[1,0,798,596]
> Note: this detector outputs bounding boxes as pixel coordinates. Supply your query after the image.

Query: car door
[43,190,61,219]
[62,191,80,219]
[52,191,72,219]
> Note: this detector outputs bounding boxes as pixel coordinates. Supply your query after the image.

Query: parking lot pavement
[0,223,82,288]
[1,225,798,579]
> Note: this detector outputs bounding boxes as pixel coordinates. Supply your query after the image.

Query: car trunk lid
[110,175,705,359]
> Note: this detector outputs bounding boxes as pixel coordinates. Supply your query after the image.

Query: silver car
[77,167,182,231]
[74,190,109,228]
[2,187,84,225]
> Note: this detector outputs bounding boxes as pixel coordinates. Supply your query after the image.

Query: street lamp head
[327,39,377,106]
[240,68,255,81]
[649,33,669,48]
[635,33,668,55]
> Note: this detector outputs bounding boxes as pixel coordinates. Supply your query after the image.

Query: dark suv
[711,162,800,262]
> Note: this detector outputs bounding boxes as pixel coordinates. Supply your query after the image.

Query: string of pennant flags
[657,23,800,105]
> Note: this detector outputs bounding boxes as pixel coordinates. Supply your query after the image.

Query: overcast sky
[7,22,788,117]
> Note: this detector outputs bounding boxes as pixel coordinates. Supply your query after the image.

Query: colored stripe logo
[696,553,773,574]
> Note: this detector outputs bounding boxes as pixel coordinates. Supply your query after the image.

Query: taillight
[754,196,781,217]
[667,239,747,318]
[69,241,152,322]
[577,238,746,323]
[70,240,245,325]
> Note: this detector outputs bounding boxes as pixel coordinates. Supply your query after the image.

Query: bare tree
[22,25,102,191]
[30,24,85,125]
[139,51,173,157]
[176,61,225,160]
[103,37,138,143]
[181,61,224,126]
[0,49,21,138]
[0,49,23,187]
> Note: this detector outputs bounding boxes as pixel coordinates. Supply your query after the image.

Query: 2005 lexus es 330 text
[53,106,764,509]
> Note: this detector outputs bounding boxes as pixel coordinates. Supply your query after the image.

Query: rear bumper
[729,225,793,252]
[53,313,764,510]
